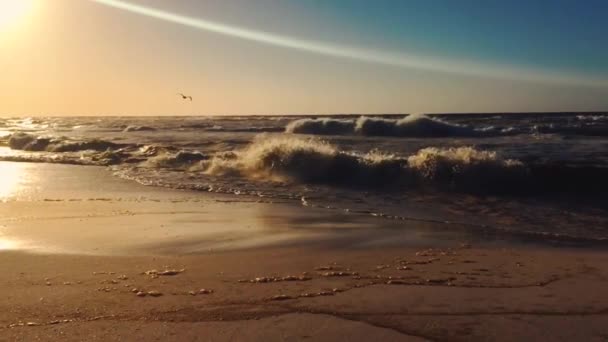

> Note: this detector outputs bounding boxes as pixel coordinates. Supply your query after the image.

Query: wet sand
[0,162,522,255]
[1,162,608,341]
[3,247,608,341]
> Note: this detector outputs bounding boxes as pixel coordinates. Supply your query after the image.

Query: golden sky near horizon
[1,0,607,116]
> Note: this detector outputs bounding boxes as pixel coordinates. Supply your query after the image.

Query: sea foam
[8,132,122,152]
[407,146,527,191]
[285,118,355,135]
[200,135,525,192]
[202,135,405,185]
[144,151,208,169]
[286,114,484,137]
[356,115,482,137]
[123,125,157,132]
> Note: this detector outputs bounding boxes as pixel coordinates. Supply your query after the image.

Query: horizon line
[2,111,608,118]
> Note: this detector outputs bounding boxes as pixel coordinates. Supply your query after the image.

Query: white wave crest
[200,135,526,192]
[286,115,485,137]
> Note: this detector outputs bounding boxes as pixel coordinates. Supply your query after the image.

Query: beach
[3,0,608,339]
[1,161,608,341]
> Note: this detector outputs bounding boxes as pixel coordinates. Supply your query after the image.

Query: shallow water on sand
[2,161,597,255]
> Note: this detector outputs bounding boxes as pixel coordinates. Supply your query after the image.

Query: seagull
[177,93,192,101]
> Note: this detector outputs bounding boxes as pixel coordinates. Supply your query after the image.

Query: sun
[0,0,36,30]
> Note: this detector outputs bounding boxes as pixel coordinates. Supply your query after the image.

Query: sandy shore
[2,247,608,341]
[1,162,608,341]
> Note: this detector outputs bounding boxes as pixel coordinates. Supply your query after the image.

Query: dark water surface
[1,113,606,244]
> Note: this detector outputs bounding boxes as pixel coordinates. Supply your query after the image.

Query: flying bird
[177,93,192,101]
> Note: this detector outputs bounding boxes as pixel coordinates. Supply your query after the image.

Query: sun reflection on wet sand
[0,234,19,251]
[0,161,24,201]
[0,162,31,250]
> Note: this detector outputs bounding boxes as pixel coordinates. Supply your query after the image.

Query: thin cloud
[92,0,607,88]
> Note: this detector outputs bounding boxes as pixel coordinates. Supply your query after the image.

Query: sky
[0,0,607,116]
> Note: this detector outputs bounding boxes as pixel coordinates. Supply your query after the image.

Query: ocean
[1,113,607,244]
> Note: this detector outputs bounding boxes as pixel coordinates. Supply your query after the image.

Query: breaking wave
[144,150,208,169]
[199,135,526,192]
[123,125,157,132]
[285,118,355,135]
[407,146,528,192]
[576,114,608,122]
[355,115,484,137]
[286,114,489,137]
[8,132,126,152]
[4,130,606,195]
[202,136,405,186]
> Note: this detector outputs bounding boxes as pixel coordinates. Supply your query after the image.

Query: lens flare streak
[92,0,606,87]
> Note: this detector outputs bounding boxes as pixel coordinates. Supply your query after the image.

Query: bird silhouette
[177,93,192,101]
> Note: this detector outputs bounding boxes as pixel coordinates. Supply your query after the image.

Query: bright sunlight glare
[0,0,36,30]
[0,161,22,200]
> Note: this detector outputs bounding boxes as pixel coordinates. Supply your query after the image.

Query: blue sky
[91,0,608,84]
[309,0,608,75]
[129,0,608,77]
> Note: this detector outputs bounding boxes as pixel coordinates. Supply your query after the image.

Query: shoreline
[1,161,604,256]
